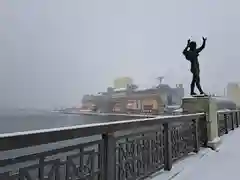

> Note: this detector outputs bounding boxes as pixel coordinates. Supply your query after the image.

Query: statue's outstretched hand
[202,37,207,41]
[187,39,191,45]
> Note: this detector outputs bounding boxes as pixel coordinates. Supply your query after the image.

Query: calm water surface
[0,110,111,134]
[0,110,115,160]
[0,110,144,161]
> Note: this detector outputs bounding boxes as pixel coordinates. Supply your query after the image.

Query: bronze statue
[183,37,207,96]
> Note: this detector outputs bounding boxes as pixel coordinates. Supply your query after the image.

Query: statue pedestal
[182,96,221,150]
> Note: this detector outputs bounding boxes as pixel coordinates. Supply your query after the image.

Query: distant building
[81,79,184,115]
[114,77,133,89]
[226,83,240,107]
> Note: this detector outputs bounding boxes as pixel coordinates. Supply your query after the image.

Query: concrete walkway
[151,129,240,180]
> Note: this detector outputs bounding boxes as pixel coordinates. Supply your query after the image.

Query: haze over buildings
[1,0,240,109]
[81,77,184,114]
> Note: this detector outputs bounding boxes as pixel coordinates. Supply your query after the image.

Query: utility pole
[156,76,164,85]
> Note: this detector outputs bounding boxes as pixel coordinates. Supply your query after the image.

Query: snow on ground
[151,129,240,180]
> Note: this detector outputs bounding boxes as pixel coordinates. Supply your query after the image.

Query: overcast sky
[0,0,239,109]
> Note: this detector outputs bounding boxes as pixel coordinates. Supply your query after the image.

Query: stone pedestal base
[182,96,220,150]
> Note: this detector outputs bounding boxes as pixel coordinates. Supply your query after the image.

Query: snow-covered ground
[150,129,240,180]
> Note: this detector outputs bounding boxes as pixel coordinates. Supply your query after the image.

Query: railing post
[198,114,208,147]
[38,157,44,180]
[193,119,200,153]
[231,112,235,130]
[237,111,240,127]
[235,111,239,128]
[217,113,221,137]
[239,111,240,126]
[102,133,116,180]
[164,123,172,171]
[224,114,228,134]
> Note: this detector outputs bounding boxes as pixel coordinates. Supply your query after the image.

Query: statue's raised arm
[196,37,207,53]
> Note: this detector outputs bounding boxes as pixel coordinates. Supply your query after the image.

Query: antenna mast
[156,76,164,85]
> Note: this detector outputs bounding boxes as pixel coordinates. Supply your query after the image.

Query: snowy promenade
[151,128,240,180]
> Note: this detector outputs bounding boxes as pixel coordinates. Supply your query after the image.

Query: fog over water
[0,0,240,109]
[0,110,107,133]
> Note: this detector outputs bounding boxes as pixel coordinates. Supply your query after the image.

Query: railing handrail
[217,109,240,114]
[0,113,205,138]
[0,113,205,152]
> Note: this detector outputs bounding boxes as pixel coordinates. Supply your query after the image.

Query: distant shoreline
[62,111,157,118]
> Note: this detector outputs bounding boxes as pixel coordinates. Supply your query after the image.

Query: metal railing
[0,113,206,180]
[218,110,240,136]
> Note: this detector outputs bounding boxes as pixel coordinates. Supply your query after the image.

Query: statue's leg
[195,73,204,94]
[190,72,196,95]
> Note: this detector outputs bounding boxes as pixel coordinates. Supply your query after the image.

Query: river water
[0,109,145,162]
[0,110,120,134]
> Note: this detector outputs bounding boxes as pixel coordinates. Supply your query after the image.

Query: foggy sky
[0,0,239,109]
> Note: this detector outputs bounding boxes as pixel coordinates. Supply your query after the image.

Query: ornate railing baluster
[224,114,228,134]
[98,143,103,180]
[102,133,116,180]
[164,123,172,171]
[38,156,44,180]
[237,111,240,125]
[193,119,200,153]
[79,147,83,172]
[55,161,61,180]
[236,111,239,127]
[231,112,235,130]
